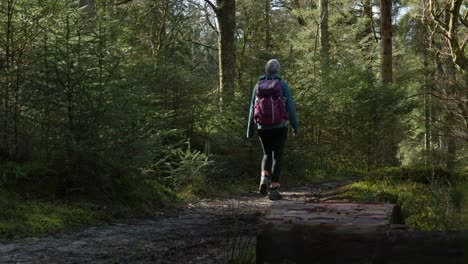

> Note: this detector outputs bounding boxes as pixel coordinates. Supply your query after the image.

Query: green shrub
[0,162,59,199]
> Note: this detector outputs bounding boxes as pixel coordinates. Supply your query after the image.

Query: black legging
[257,127,287,183]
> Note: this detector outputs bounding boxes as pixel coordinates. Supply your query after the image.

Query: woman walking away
[247,59,299,200]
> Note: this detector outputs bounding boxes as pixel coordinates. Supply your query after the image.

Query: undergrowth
[343,167,468,231]
[0,179,179,241]
[0,190,100,240]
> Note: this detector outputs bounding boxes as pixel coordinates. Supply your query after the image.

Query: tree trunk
[13,50,22,161]
[363,0,376,41]
[79,0,95,34]
[429,0,467,71]
[380,0,392,85]
[265,0,271,53]
[79,0,95,20]
[440,4,457,171]
[444,6,457,171]
[65,15,74,169]
[423,49,432,167]
[215,0,236,106]
[320,0,330,83]
[43,28,52,161]
[2,0,16,159]
[423,2,433,167]
[292,0,306,26]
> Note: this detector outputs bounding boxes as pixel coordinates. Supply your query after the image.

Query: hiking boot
[259,175,270,195]
[269,188,283,200]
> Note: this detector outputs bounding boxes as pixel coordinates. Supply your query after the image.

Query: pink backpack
[253,79,288,125]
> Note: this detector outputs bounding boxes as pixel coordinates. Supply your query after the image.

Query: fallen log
[257,201,467,264]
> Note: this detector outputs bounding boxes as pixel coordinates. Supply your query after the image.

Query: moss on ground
[342,178,468,231]
[0,180,180,241]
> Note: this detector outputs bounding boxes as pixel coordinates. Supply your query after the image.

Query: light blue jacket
[247,74,299,138]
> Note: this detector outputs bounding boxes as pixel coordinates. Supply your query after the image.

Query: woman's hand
[292,131,298,139]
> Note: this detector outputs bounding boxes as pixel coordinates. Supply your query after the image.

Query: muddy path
[0,181,352,264]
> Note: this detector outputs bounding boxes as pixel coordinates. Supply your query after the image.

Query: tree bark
[2,0,15,159]
[215,0,236,106]
[292,0,306,26]
[79,0,95,20]
[380,0,392,85]
[79,0,95,34]
[443,5,457,171]
[363,0,377,42]
[423,44,432,167]
[265,0,271,53]
[445,104,457,171]
[430,0,467,71]
[423,0,433,167]
[320,0,330,83]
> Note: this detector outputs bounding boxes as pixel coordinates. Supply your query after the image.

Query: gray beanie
[265,59,280,75]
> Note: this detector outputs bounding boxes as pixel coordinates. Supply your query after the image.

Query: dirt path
[0,181,351,264]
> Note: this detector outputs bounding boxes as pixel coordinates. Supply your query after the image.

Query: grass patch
[0,179,179,241]
[225,245,256,264]
[343,178,468,231]
[0,191,101,240]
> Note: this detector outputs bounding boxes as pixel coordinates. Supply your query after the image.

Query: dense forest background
[0,0,466,230]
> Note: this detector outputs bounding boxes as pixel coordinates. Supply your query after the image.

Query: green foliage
[0,162,58,198]
[287,59,414,172]
[0,0,466,240]
[0,176,178,240]
[0,189,100,240]
[344,170,468,231]
[163,141,215,192]
[368,166,462,184]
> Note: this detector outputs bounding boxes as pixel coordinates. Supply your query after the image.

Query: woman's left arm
[282,81,299,135]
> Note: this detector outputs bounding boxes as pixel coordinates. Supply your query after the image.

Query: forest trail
[0,181,351,264]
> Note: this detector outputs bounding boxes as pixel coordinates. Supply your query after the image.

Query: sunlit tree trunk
[443,5,457,171]
[423,42,432,167]
[423,0,433,167]
[213,0,236,106]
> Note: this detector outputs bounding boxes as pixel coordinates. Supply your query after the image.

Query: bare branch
[115,0,133,6]
[429,0,449,31]
[461,35,468,52]
[185,39,217,50]
[460,10,468,27]
[203,0,217,13]
[405,92,466,102]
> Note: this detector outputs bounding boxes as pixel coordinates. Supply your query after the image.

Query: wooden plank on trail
[262,201,403,233]
[257,201,466,264]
